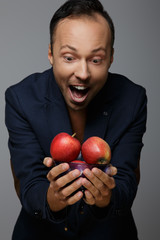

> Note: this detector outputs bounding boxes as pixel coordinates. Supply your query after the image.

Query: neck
[67,107,87,144]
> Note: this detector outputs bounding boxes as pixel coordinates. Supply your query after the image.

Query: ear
[48,44,54,65]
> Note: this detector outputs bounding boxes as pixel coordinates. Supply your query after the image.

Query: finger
[105,166,117,176]
[67,191,83,205]
[55,169,81,189]
[83,190,95,205]
[92,168,116,189]
[60,178,83,198]
[47,163,69,182]
[82,177,102,199]
[83,169,103,191]
[43,157,55,167]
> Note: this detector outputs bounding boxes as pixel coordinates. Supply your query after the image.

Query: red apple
[81,136,111,164]
[50,132,81,162]
[70,160,85,164]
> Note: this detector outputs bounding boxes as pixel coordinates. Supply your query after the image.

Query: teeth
[73,86,87,90]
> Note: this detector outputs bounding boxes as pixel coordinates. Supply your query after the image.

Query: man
[5,0,147,239]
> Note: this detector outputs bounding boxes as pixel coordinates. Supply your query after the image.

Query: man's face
[48,14,114,111]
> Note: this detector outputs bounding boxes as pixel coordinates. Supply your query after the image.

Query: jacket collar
[45,68,64,103]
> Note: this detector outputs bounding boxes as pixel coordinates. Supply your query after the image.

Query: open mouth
[69,85,89,103]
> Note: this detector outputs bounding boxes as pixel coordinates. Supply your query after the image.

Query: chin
[68,102,88,112]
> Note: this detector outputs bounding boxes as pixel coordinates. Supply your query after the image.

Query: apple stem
[72,133,76,138]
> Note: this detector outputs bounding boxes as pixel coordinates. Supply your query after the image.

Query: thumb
[105,165,117,176]
[43,157,55,167]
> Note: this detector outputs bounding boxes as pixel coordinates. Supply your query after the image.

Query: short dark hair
[49,0,115,51]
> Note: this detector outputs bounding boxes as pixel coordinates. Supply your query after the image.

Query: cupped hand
[82,165,117,208]
[43,157,83,212]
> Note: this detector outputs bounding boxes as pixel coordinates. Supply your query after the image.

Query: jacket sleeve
[5,86,65,223]
[110,87,147,215]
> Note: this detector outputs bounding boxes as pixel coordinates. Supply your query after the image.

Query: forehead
[53,14,111,48]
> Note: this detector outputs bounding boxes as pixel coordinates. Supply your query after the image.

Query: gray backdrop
[0,0,160,239]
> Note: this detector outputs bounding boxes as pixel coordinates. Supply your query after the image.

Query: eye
[91,58,103,64]
[64,56,74,62]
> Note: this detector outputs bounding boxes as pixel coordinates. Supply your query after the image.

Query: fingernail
[72,170,80,178]
[77,192,82,198]
[85,169,91,176]
[62,163,68,170]
[106,168,112,175]
[92,168,100,175]
[46,158,51,164]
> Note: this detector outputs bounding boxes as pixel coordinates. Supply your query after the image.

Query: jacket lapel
[84,103,112,142]
[84,77,113,143]
[43,70,72,149]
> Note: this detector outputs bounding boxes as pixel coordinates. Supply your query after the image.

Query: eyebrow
[92,47,107,53]
[60,45,106,53]
[60,45,77,51]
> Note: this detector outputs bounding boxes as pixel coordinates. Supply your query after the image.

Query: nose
[74,60,90,80]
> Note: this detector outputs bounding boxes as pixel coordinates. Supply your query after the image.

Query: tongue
[72,89,85,98]
[69,87,88,103]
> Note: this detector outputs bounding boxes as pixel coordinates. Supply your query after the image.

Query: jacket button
[34,210,42,219]
[80,205,84,214]
[103,111,108,116]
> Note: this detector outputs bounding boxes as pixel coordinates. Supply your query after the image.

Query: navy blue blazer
[5,68,147,240]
